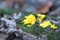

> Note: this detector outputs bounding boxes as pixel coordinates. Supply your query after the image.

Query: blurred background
[0,0,60,15]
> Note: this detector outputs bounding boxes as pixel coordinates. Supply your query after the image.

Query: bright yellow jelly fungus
[51,24,57,29]
[40,21,52,28]
[37,13,41,16]
[22,14,36,27]
[37,14,46,23]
